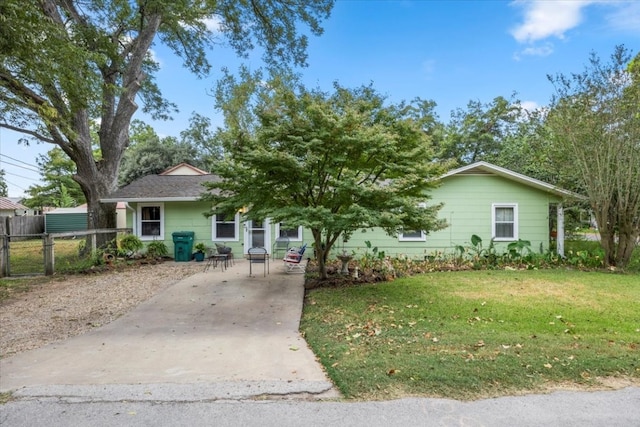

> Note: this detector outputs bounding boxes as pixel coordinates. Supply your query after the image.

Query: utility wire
[0,155,40,172]
[0,153,39,169]
[4,170,40,181]
[4,179,27,191]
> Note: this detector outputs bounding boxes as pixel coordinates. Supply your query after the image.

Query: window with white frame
[212,212,239,241]
[138,203,164,240]
[276,223,302,241]
[492,203,518,240]
[399,202,427,241]
[399,229,426,241]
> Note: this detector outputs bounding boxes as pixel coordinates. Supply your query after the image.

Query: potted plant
[193,242,207,262]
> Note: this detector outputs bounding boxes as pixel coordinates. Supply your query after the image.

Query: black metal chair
[215,243,233,267]
[204,247,228,272]
[248,247,269,277]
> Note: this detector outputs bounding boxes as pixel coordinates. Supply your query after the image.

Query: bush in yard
[304,236,618,289]
[118,235,144,258]
[145,241,168,259]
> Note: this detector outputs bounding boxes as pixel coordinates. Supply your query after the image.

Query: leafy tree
[492,109,569,185]
[0,169,7,197]
[204,70,445,280]
[119,120,202,186]
[547,45,640,268]
[439,95,522,166]
[179,113,225,171]
[0,0,334,245]
[23,147,86,209]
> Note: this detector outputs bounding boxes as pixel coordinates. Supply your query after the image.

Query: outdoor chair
[272,236,290,259]
[204,247,227,272]
[215,243,234,266]
[283,243,307,274]
[248,247,269,277]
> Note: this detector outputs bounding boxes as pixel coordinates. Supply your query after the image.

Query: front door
[244,219,271,254]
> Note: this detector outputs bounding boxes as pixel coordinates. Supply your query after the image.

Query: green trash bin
[172,231,195,262]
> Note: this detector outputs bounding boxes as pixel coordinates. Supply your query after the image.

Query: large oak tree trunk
[68,113,125,250]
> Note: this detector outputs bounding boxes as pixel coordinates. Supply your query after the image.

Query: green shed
[45,206,88,233]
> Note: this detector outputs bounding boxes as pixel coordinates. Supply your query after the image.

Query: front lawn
[301,269,640,400]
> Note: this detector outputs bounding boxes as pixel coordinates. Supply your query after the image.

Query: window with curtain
[138,204,163,240]
[493,204,518,240]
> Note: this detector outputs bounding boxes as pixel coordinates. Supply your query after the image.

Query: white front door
[244,219,271,254]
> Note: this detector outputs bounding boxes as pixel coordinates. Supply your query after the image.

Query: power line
[4,170,40,182]
[0,153,40,172]
[0,158,40,173]
[5,179,27,191]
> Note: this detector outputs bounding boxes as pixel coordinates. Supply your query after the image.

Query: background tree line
[0,1,636,269]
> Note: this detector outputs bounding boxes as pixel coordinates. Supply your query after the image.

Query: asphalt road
[1,260,638,426]
[2,385,639,427]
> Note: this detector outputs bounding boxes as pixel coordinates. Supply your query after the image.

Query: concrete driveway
[0,260,337,401]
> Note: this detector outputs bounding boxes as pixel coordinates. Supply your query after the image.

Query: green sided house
[343,161,580,258]
[101,162,580,261]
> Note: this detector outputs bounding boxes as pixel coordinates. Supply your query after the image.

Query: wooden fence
[0,215,44,238]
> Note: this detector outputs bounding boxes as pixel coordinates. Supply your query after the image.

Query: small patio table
[204,252,229,272]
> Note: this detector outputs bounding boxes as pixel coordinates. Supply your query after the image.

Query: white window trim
[399,202,428,241]
[492,203,518,241]
[137,203,164,241]
[212,212,240,242]
[275,223,303,242]
[399,230,426,242]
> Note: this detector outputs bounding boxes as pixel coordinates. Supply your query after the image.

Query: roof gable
[101,164,219,203]
[159,163,209,176]
[440,162,584,199]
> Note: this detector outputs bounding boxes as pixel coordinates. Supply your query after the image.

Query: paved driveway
[0,260,337,400]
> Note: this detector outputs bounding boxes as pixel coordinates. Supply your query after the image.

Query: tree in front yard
[0,0,334,245]
[203,70,446,280]
[546,45,640,268]
[23,147,86,209]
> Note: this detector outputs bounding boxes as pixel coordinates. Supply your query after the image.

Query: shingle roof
[101,174,221,202]
[0,197,27,210]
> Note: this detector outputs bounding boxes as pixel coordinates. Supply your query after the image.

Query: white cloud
[510,0,594,43]
[605,2,640,34]
[520,100,540,112]
[202,16,222,33]
[513,42,555,60]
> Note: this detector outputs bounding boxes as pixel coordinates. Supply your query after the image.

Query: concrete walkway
[0,260,338,401]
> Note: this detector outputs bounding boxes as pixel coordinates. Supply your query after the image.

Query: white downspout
[557,203,565,257]
[125,203,137,235]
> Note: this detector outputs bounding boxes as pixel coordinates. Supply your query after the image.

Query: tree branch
[0,123,55,144]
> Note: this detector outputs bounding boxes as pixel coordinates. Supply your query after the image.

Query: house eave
[100,197,202,203]
[441,161,586,200]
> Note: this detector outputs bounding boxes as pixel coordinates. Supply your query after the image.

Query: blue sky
[1,0,639,197]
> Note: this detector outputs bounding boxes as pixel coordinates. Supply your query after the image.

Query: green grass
[1,239,91,302]
[6,239,88,276]
[301,270,640,400]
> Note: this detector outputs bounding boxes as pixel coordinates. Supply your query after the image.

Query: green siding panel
[45,213,88,233]
[123,173,562,260]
